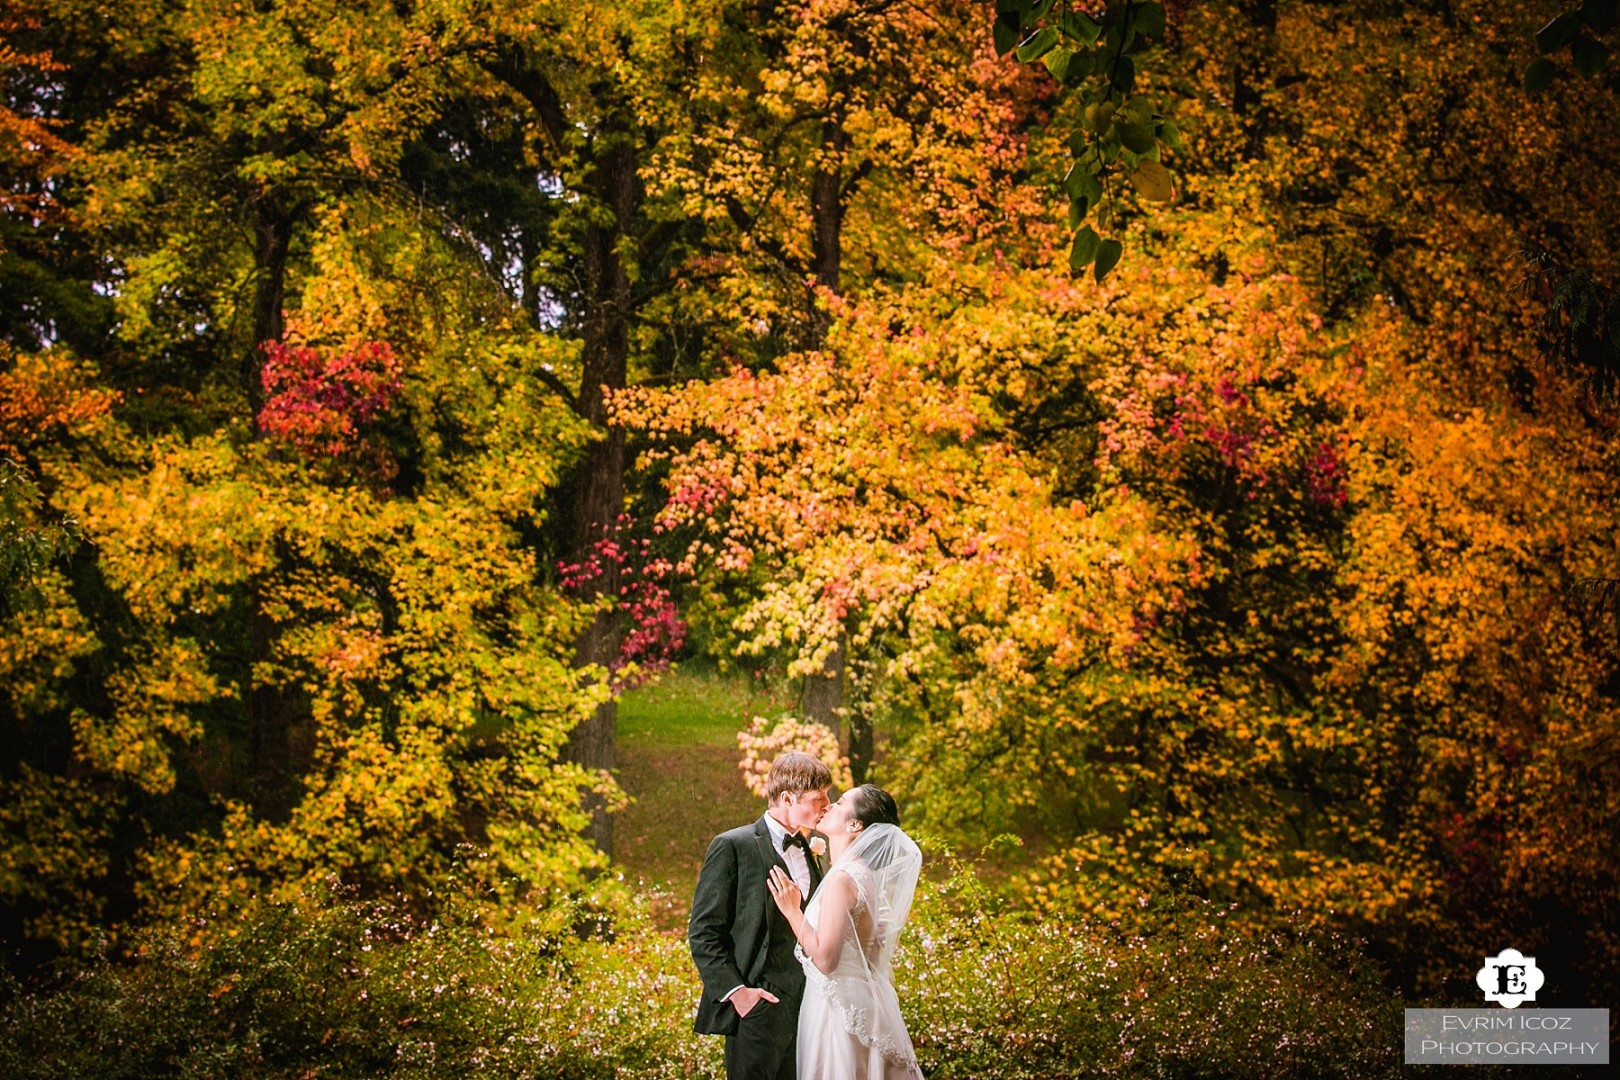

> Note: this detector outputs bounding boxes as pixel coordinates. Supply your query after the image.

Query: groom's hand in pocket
[729,986,779,1018]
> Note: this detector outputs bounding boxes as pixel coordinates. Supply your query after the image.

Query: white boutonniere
[809,835,828,860]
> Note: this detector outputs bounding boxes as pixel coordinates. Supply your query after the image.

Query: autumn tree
[4,0,1616,1006]
[0,0,643,958]
[0,9,85,584]
[641,0,1048,776]
[625,0,1620,1000]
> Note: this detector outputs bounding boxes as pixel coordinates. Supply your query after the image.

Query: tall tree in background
[625,0,1620,999]
[643,0,1046,778]
[0,6,95,603]
[0,0,659,958]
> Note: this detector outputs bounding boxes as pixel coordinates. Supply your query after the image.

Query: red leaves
[558,516,687,689]
[256,340,403,458]
[1304,441,1348,508]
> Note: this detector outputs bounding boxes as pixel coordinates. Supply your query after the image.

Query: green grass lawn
[614,666,792,923]
[612,666,1047,920]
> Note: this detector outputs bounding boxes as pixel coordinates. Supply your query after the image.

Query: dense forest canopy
[2,0,1616,1005]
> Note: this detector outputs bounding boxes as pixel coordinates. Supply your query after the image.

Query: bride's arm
[766,867,855,976]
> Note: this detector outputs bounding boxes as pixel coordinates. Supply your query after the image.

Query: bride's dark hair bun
[850,784,900,828]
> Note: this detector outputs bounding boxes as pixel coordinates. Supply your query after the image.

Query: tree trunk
[247,201,293,416]
[481,50,638,858]
[247,201,296,821]
[1233,0,1279,161]
[810,114,846,294]
[801,109,851,757]
[562,131,638,858]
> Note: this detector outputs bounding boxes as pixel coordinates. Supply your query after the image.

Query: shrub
[736,713,853,799]
[897,846,1408,1079]
[0,884,718,1079]
[1,861,1425,1078]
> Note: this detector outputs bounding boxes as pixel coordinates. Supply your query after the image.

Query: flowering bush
[736,713,854,798]
[0,865,1414,1079]
[898,846,1406,1080]
[0,882,718,1080]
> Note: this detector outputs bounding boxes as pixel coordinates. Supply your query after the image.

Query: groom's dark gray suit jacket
[689,816,822,1036]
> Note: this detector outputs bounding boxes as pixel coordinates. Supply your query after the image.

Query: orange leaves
[0,9,72,221]
[622,257,1225,844]
[0,350,116,602]
[620,295,1030,668]
[619,321,985,591]
[0,346,119,461]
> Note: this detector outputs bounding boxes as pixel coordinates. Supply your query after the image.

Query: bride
[766,784,925,1080]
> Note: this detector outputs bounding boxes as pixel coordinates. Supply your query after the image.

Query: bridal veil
[800,822,924,1079]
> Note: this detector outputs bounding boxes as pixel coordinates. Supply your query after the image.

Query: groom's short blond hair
[766,752,833,802]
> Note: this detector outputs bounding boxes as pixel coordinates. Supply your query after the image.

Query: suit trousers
[723,979,800,1080]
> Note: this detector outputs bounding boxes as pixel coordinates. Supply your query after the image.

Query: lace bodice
[800,863,883,968]
[796,862,923,1077]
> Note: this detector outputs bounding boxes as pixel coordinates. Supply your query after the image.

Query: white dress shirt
[764,812,814,896]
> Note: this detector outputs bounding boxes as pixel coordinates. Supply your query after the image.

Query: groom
[689,751,832,1080]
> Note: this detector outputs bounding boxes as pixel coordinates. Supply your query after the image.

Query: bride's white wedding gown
[796,861,924,1080]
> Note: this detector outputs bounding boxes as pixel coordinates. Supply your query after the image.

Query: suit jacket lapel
[754,817,790,918]
[753,816,785,878]
[743,817,785,986]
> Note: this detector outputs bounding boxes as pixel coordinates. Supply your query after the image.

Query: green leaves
[1584,0,1619,33]
[995,3,1185,284]
[1016,27,1060,62]
[1061,10,1102,45]
[1109,54,1137,94]
[1158,119,1187,154]
[1538,12,1584,53]
[1572,36,1610,76]
[0,458,83,604]
[1093,238,1123,281]
[1085,100,1116,135]
[993,14,1021,57]
[1118,120,1156,154]
[1129,159,1174,201]
[1131,2,1168,41]
[1067,227,1124,282]
[1062,155,1104,242]
[1524,57,1558,94]
[1063,160,1103,204]
[1528,3,1615,86]
[1069,225,1101,271]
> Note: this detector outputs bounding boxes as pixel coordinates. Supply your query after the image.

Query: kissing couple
[689,751,925,1080]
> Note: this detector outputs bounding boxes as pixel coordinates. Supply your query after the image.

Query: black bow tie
[782,831,810,853]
